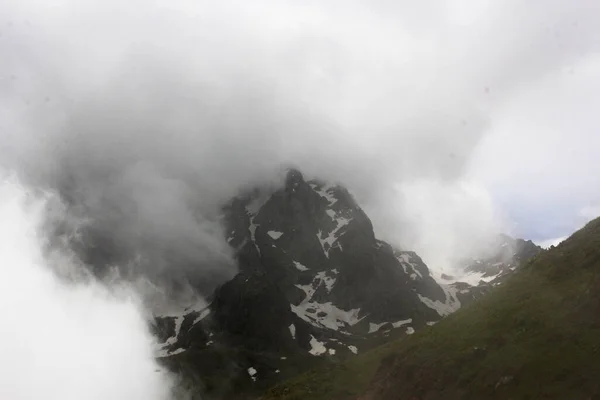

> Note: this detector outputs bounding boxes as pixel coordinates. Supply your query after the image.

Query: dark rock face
[155,170,456,398]
[152,170,541,398]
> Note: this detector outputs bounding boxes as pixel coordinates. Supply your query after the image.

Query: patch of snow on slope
[247,367,257,382]
[289,323,296,339]
[315,271,336,292]
[348,345,358,354]
[158,316,183,347]
[318,216,351,258]
[312,184,338,206]
[155,315,185,357]
[406,327,415,335]
[308,335,327,356]
[192,308,211,325]
[392,318,412,328]
[328,348,336,355]
[295,283,317,300]
[418,284,461,317]
[293,261,309,271]
[247,214,261,255]
[292,301,364,331]
[396,253,423,279]
[326,209,336,219]
[369,322,388,333]
[292,271,365,330]
[268,230,283,239]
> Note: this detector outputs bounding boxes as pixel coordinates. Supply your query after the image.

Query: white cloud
[579,205,600,220]
[536,236,568,249]
[468,52,600,241]
[0,0,599,279]
[0,176,172,399]
[375,179,504,277]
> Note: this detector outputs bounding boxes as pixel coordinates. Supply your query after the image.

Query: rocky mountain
[442,235,542,306]
[151,169,540,399]
[460,234,542,283]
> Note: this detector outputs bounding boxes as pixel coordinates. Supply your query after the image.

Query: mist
[2,1,600,399]
[0,176,172,399]
[2,1,599,282]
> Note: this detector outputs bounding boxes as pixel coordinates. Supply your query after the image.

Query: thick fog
[2,1,600,398]
[3,0,600,280]
[0,178,172,399]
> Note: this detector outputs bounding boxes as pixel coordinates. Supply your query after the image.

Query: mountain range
[147,169,541,399]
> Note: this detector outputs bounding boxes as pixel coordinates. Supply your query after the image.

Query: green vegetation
[260,340,395,400]
[262,217,600,400]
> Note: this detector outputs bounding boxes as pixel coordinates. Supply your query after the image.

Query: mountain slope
[359,216,600,400]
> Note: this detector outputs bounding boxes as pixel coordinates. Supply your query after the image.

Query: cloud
[536,236,568,249]
[579,205,600,221]
[0,176,172,399]
[469,52,600,242]
[1,0,599,281]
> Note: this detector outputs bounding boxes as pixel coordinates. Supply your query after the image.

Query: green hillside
[262,217,600,400]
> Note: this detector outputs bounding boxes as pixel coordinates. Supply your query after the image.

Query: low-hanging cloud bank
[0,177,172,399]
[2,0,599,281]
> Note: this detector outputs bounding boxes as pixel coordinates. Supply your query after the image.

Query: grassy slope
[262,217,600,400]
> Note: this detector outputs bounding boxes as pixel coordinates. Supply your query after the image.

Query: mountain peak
[155,170,540,398]
[284,168,305,189]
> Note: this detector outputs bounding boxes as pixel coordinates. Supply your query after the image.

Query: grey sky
[1,0,599,277]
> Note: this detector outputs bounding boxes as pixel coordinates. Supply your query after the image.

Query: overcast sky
[1,0,599,274]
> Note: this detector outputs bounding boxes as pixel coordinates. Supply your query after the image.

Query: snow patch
[288,323,296,339]
[247,214,261,255]
[308,335,327,356]
[396,253,423,279]
[292,271,365,330]
[291,301,364,331]
[328,348,336,355]
[392,318,412,328]
[418,284,461,317]
[348,345,358,355]
[268,230,283,240]
[155,347,187,358]
[368,322,388,334]
[318,215,351,258]
[247,367,257,382]
[293,261,309,271]
[155,315,184,357]
[192,308,211,325]
[313,184,338,206]
[406,327,415,335]
[315,271,336,293]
